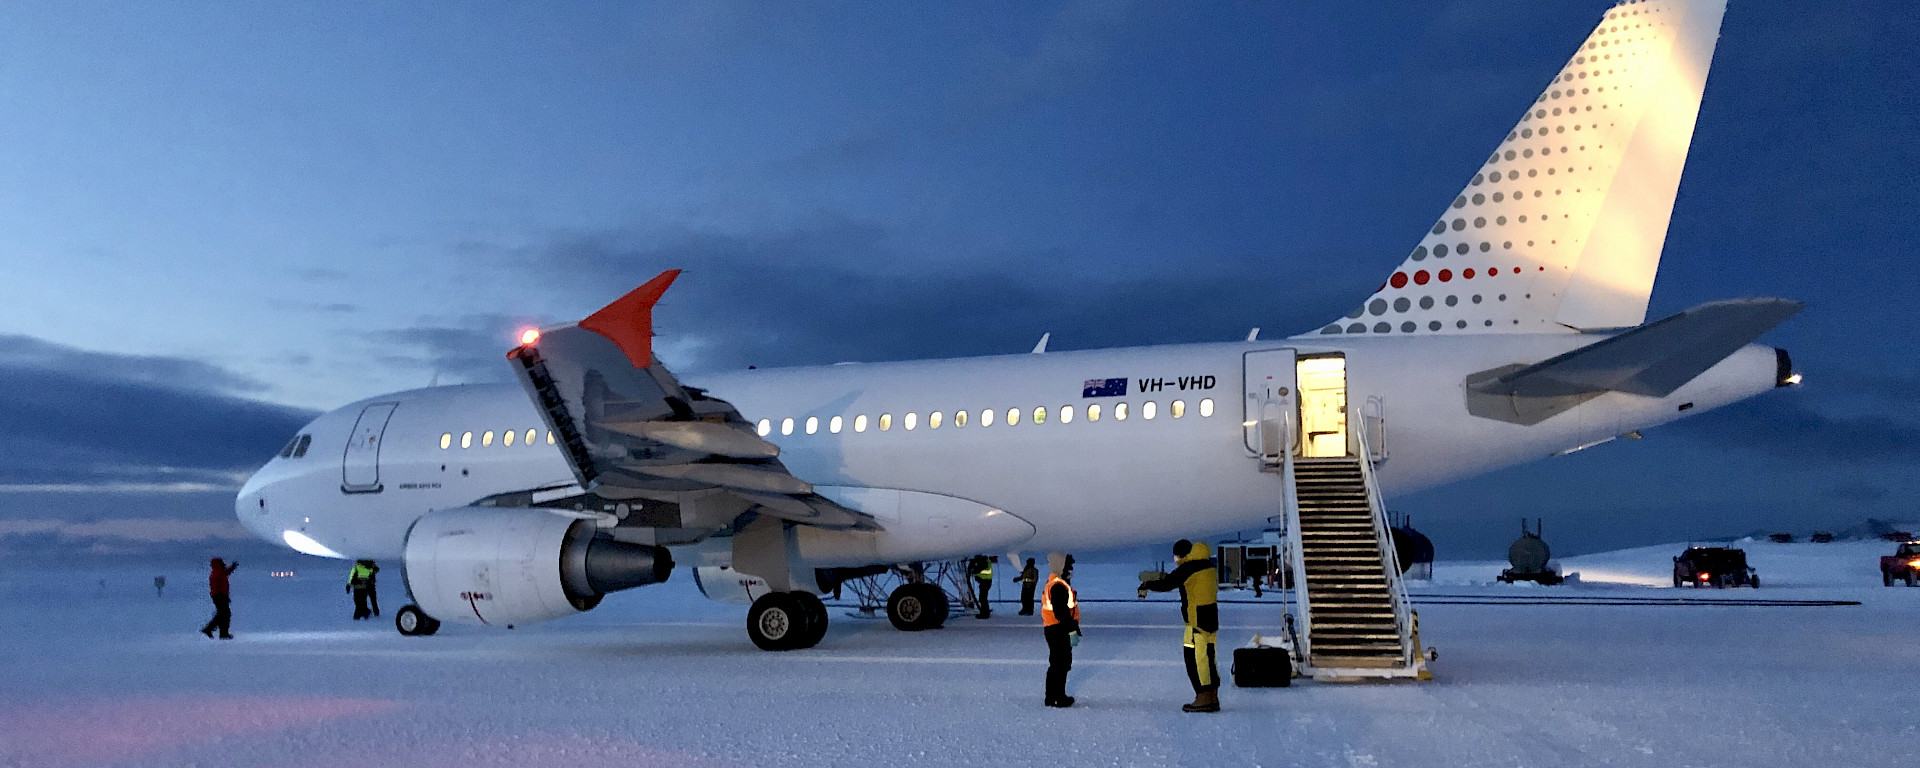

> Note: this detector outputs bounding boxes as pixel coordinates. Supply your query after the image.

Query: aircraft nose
[235,470,275,542]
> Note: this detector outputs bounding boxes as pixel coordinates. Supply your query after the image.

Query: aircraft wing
[1468,297,1802,402]
[505,271,877,532]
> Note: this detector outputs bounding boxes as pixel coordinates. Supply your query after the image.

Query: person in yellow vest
[347,560,378,620]
[1040,552,1080,708]
[969,555,994,618]
[1139,540,1221,712]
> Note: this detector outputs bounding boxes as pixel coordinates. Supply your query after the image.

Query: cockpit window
[291,434,312,458]
[278,436,300,459]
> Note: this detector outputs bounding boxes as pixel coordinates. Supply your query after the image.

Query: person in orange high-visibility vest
[1040,552,1080,708]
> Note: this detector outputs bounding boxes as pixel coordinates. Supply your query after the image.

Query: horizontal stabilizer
[1467,298,1800,424]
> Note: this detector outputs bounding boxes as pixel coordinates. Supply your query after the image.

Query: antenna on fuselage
[1246,328,1261,342]
[1031,333,1050,354]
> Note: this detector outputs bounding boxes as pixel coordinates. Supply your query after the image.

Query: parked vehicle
[1881,541,1920,587]
[1673,547,1758,588]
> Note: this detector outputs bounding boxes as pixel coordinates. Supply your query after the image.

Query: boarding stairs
[1259,399,1428,681]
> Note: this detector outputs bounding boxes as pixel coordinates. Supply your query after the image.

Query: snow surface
[3,540,1917,768]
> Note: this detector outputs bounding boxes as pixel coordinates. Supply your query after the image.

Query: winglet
[578,269,681,368]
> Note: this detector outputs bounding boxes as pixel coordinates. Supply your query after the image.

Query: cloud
[0,334,269,395]
[0,337,318,487]
[369,313,551,385]
[522,219,1368,373]
[1669,394,1920,463]
[965,0,1135,113]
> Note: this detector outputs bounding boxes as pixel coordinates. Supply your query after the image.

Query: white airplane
[238,0,1798,651]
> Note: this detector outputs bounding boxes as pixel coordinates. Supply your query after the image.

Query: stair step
[1310,655,1410,668]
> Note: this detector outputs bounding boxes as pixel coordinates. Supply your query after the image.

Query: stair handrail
[1363,395,1388,463]
[1350,399,1416,670]
[1276,403,1312,669]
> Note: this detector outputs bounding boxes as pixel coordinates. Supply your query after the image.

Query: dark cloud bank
[0,335,316,563]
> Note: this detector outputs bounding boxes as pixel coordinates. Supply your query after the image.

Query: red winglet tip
[579,270,681,368]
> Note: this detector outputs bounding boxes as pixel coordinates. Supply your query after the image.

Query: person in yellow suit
[1139,540,1221,712]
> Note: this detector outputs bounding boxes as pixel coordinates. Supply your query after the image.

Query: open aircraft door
[1242,349,1296,465]
[341,402,398,494]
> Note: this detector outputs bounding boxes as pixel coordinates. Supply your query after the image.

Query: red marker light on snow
[1698,572,1710,581]
[519,329,540,345]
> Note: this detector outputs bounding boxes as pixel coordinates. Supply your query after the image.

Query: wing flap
[506,272,877,533]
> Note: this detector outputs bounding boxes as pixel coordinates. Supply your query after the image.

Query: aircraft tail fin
[1312,0,1727,338]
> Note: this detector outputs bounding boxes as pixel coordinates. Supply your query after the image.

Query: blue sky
[0,0,1914,561]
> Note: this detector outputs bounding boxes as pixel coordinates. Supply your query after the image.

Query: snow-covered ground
[2,540,1916,768]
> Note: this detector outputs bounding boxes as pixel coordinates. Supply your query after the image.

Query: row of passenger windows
[434,397,1221,449]
[438,429,557,450]
[754,398,1217,437]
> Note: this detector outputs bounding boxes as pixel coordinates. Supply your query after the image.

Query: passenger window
[525,428,536,446]
[440,433,452,450]
[1171,400,1186,418]
[504,429,517,446]
[1033,406,1047,424]
[980,409,995,427]
[1115,403,1129,421]
[954,410,968,428]
[830,416,843,434]
[1087,404,1101,422]
[547,431,555,445]
[781,418,794,436]
[1006,408,1021,427]
[930,411,943,429]
[482,430,495,447]
[806,416,819,435]
[292,434,311,458]
[758,419,772,436]
[1143,401,1157,420]
[855,414,869,433]
[904,412,917,431]
[1200,398,1215,417]
[880,414,892,431]
[1060,405,1074,424]
[461,431,473,449]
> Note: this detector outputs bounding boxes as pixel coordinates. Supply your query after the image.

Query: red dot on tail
[1413,270,1430,285]
[1438,269,1453,282]
[1390,272,1409,289]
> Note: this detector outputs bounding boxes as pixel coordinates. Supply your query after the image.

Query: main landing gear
[747,592,830,651]
[885,582,949,632]
[395,604,441,636]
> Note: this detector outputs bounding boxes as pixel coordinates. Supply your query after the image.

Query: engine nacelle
[402,507,672,628]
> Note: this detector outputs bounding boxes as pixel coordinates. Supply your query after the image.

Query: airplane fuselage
[237,332,1785,562]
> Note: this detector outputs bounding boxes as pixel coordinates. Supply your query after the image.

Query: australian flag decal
[1082,378,1127,398]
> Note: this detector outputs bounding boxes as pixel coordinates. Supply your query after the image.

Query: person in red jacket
[200,557,238,639]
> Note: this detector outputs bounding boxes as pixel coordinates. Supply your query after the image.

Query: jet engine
[401,507,672,628]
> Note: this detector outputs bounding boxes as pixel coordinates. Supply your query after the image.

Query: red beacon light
[519,328,541,346]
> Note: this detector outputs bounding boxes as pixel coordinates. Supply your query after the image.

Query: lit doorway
[1296,356,1347,458]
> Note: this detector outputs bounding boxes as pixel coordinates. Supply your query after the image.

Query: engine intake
[403,507,671,627]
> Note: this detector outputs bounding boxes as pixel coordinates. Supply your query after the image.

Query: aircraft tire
[396,605,440,637]
[886,583,947,632]
[792,591,829,648]
[748,593,805,651]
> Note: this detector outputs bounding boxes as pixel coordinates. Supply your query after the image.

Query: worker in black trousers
[1041,552,1080,707]
[1016,558,1040,616]
[969,555,994,618]
[200,558,238,639]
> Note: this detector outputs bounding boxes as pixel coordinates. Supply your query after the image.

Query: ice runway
[2,545,1916,768]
